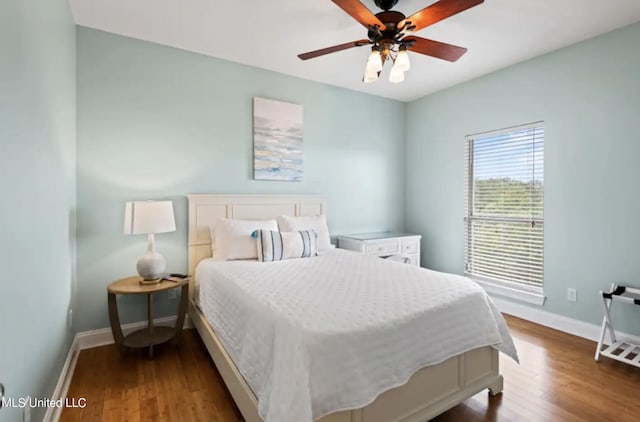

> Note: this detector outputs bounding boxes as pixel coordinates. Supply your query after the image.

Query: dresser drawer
[338,233,421,266]
[407,254,420,266]
[401,238,419,254]
[365,240,400,256]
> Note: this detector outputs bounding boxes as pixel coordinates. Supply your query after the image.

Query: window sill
[468,276,546,306]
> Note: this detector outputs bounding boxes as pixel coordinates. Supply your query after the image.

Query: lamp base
[139,278,162,285]
[136,250,166,282]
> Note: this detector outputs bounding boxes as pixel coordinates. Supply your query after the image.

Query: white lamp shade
[366,51,383,73]
[364,69,379,83]
[389,63,405,83]
[124,201,176,235]
[395,51,410,71]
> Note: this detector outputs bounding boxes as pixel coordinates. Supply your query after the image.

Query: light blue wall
[0,1,76,421]
[76,28,406,331]
[406,23,640,336]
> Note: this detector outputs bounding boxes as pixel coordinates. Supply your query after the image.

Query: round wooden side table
[107,276,189,358]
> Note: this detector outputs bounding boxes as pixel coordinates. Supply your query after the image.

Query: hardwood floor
[61,332,243,422]
[61,315,640,422]
[434,316,640,422]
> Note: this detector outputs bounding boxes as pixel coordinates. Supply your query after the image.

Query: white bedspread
[196,249,518,422]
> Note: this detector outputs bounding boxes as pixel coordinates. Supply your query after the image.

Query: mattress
[196,249,518,422]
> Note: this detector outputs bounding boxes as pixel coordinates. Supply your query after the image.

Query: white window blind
[465,123,544,288]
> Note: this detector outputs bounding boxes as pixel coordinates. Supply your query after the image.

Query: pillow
[276,215,331,252]
[253,230,318,262]
[213,218,278,261]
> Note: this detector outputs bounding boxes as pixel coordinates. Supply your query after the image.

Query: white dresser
[337,232,422,266]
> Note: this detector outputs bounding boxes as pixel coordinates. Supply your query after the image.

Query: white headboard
[187,194,327,292]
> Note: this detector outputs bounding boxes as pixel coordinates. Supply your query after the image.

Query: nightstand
[338,232,422,266]
[107,276,189,358]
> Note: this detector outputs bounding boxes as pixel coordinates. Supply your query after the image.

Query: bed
[187,194,517,422]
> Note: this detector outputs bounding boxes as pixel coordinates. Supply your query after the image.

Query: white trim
[77,314,192,350]
[491,296,640,346]
[466,121,544,140]
[473,278,546,305]
[43,336,80,422]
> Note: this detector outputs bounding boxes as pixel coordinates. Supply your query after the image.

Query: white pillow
[254,230,318,262]
[276,215,331,252]
[213,218,278,260]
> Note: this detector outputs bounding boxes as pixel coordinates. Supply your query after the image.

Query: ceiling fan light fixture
[366,50,383,73]
[395,50,411,71]
[389,63,405,83]
[297,0,483,83]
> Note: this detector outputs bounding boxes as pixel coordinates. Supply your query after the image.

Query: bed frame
[187,194,504,422]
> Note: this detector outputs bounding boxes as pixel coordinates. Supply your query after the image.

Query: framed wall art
[253,97,303,181]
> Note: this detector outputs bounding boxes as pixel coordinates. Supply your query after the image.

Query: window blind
[465,123,544,287]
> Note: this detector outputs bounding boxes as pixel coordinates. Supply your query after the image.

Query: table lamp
[124,200,176,284]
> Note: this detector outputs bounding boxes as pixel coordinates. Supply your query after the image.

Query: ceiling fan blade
[298,39,371,60]
[404,36,467,62]
[400,0,484,32]
[331,0,386,30]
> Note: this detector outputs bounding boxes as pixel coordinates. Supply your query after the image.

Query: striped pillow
[253,230,318,262]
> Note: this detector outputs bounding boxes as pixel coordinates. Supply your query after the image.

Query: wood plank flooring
[61,315,640,422]
[61,332,243,422]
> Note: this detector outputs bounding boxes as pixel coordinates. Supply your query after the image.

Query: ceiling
[69,0,640,102]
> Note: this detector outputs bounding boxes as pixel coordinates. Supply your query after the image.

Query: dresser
[337,232,422,266]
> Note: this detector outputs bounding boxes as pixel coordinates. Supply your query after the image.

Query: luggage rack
[594,283,640,368]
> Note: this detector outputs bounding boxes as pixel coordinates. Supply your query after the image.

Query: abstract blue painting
[253,97,303,181]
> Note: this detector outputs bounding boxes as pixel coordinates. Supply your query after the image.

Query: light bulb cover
[389,63,405,83]
[364,70,379,84]
[366,50,383,73]
[395,50,410,71]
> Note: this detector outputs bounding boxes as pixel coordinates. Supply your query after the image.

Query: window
[464,123,544,296]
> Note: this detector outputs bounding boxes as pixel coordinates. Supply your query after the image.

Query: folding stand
[594,283,640,368]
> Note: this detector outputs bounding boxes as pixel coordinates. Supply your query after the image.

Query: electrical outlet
[567,288,577,302]
[168,289,178,300]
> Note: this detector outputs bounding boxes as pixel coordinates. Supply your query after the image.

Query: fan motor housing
[374,0,399,11]
[369,10,406,43]
[376,11,405,27]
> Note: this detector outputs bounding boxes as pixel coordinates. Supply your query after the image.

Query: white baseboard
[43,335,80,422]
[77,314,192,350]
[491,296,640,346]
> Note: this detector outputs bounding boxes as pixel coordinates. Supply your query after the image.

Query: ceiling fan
[298,0,484,83]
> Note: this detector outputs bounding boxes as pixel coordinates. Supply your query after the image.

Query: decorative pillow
[253,230,318,262]
[276,215,331,252]
[214,218,278,261]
